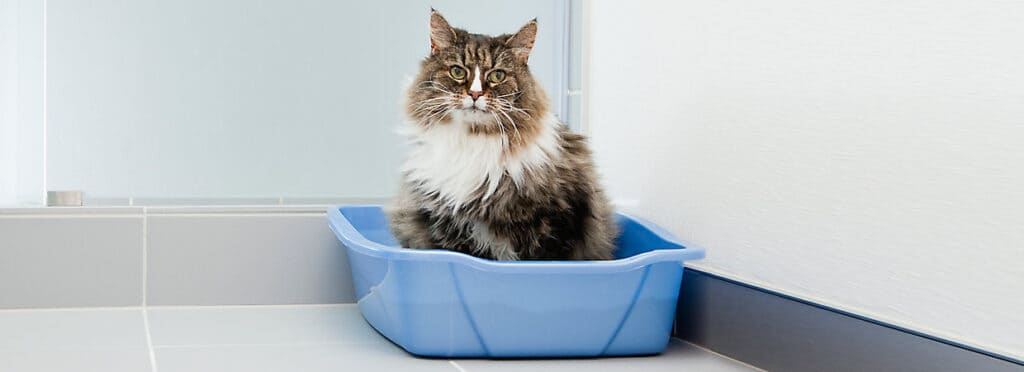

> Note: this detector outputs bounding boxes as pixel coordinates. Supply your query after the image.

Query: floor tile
[0,349,152,372]
[154,342,456,372]
[0,305,760,371]
[147,305,757,371]
[453,339,759,372]
[150,304,457,371]
[148,304,376,347]
[0,308,152,372]
[0,308,148,351]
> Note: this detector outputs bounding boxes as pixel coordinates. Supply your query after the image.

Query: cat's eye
[449,66,466,80]
[488,70,506,84]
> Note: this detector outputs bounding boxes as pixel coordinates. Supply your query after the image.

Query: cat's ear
[505,19,538,63]
[429,9,456,54]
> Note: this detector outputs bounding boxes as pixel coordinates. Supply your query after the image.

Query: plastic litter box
[327,205,705,358]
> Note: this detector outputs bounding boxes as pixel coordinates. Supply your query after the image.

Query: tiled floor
[0,304,759,372]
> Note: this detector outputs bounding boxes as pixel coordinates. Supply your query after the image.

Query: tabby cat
[389,10,617,260]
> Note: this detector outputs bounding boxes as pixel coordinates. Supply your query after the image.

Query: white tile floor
[0,304,759,372]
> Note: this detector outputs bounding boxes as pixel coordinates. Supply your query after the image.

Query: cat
[388,10,617,260]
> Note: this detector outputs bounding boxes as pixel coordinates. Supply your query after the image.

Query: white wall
[0,0,17,205]
[0,0,44,206]
[38,0,567,201]
[588,1,1024,360]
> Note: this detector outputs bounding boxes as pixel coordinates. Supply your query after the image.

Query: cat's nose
[469,91,483,100]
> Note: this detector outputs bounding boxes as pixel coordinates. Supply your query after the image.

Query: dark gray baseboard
[675,269,1023,372]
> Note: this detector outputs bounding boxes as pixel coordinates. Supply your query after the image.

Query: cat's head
[407,10,548,137]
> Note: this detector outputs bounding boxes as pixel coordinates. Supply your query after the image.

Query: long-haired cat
[389,10,617,260]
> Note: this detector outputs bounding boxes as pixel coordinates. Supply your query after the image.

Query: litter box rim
[328,205,705,274]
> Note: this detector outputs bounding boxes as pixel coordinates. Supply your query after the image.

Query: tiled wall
[0,206,355,309]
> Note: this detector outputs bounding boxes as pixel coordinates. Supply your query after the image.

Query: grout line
[448,360,468,372]
[143,310,158,372]
[142,207,159,372]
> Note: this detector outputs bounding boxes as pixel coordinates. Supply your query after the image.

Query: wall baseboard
[676,269,1023,372]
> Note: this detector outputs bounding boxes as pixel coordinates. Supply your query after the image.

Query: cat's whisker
[412,104,449,119]
[489,111,511,149]
[412,102,450,115]
[497,117,509,149]
[509,108,533,119]
[488,98,533,125]
[494,91,523,100]
[497,108,522,144]
[418,103,454,126]
[415,95,455,104]
[494,90,522,97]
[412,100,447,111]
[423,107,451,125]
[412,96,457,116]
[422,86,456,95]
[499,100,533,120]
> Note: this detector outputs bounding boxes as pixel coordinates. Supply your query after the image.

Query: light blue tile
[145,214,354,305]
[0,214,144,308]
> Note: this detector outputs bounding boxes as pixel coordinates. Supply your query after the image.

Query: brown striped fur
[389,11,617,260]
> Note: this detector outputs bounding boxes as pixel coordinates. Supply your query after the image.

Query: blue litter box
[327,205,705,358]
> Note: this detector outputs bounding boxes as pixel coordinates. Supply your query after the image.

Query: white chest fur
[401,112,562,208]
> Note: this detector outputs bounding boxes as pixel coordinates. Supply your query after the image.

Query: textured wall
[588,0,1024,360]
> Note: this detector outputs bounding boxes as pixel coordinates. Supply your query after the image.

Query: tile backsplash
[0,211,144,308]
[146,212,353,306]
[0,206,355,309]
